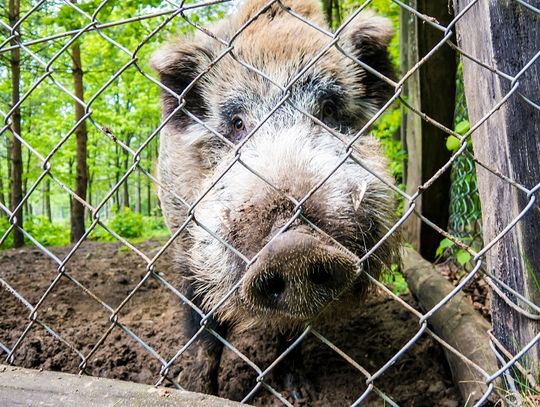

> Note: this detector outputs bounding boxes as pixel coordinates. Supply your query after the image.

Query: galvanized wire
[1,0,539,406]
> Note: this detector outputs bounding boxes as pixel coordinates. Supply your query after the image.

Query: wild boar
[151,0,398,398]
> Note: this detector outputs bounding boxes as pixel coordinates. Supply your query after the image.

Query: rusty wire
[0,0,539,406]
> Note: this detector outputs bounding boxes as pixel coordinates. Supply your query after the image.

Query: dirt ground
[0,240,461,406]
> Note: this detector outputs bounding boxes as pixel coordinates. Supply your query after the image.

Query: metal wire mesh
[448,66,483,252]
[1,1,539,406]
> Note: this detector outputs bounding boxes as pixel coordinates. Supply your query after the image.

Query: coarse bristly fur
[151,0,399,332]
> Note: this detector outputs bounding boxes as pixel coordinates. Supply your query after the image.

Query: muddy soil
[0,240,461,406]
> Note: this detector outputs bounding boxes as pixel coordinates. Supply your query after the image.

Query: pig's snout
[241,231,358,319]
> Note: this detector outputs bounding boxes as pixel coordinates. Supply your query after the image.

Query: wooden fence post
[453,0,540,376]
[401,1,456,261]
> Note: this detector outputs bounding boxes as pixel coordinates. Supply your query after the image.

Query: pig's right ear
[150,41,213,120]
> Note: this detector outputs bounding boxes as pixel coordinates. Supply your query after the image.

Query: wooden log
[452,0,540,376]
[402,247,500,404]
[401,0,456,261]
[0,364,247,407]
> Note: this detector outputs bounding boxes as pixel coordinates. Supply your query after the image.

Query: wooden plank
[401,0,456,260]
[0,365,247,407]
[453,0,540,376]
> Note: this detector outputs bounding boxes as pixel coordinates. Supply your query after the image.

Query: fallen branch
[401,247,500,405]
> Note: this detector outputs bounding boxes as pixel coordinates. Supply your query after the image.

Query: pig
[151,0,399,399]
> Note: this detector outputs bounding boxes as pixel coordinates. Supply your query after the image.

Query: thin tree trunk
[70,39,88,242]
[114,143,120,210]
[122,135,131,209]
[136,169,141,213]
[0,169,5,208]
[146,177,152,216]
[43,177,51,222]
[22,147,31,217]
[9,0,24,247]
[321,0,341,29]
[5,141,12,208]
[87,170,93,223]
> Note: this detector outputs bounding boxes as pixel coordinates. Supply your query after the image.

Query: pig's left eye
[231,115,248,141]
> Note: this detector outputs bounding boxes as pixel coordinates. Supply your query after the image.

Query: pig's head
[151,0,399,329]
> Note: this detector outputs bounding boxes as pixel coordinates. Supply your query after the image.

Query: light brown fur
[152,0,398,329]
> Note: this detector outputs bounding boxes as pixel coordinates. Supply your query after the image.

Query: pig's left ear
[150,41,213,124]
[341,11,395,107]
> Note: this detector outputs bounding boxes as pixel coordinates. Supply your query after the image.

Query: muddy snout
[241,231,358,319]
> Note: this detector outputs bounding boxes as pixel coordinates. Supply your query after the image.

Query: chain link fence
[1,1,539,406]
[448,67,483,253]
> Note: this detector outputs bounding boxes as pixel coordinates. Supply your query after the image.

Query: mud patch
[0,241,460,406]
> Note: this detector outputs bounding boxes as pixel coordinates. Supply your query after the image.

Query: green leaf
[455,250,472,266]
[446,135,461,151]
[454,120,470,135]
[436,238,455,257]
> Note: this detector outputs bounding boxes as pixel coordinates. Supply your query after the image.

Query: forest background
[0,0,401,248]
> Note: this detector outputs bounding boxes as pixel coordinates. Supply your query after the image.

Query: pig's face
[151,0,398,328]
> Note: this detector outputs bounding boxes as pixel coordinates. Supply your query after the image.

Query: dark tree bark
[9,0,24,247]
[401,0,456,261]
[70,40,88,242]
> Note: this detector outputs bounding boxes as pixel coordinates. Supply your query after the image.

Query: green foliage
[435,238,454,257]
[25,216,70,247]
[0,217,14,249]
[90,210,168,242]
[110,207,144,238]
[372,109,405,183]
[445,135,460,152]
[381,263,409,296]
[446,120,470,152]
[435,237,472,266]
[454,120,470,135]
[0,0,227,250]
[1,216,69,248]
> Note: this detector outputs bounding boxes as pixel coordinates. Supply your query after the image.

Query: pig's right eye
[233,117,245,131]
[231,115,248,142]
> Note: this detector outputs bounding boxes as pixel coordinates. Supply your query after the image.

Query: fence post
[453,0,540,375]
[401,0,456,261]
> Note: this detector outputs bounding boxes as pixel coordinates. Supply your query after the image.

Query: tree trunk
[22,147,31,217]
[401,0,456,261]
[42,177,51,222]
[454,0,540,380]
[146,177,152,216]
[122,135,131,209]
[5,141,12,209]
[87,170,93,223]
[136,170,141,214]
[9,0,24,247]
[321,0,341,29]
[0,169,5,208]
[114,143,120,210]
[70,40,88,242]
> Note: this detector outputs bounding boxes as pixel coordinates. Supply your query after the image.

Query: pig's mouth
[239,230,360,320]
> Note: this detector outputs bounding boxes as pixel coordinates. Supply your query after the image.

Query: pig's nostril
[308,265,333,285]
[259,274,286,300]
